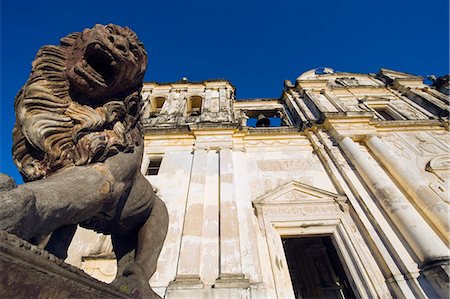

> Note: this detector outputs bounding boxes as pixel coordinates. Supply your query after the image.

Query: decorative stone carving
[0,24,168,299]
[427,154,450,201]
[390,100,427,120]
[246,138,309,147]
[263,204,339,217]
[430,132,450,150]
[426,155,450,201]
[256,159,319,171]
[13,25,146,181]
[381,134,412,160]
[426,155,450,175]
[415,133,444,155]
[253,180,345,206]
[335,77,359,87]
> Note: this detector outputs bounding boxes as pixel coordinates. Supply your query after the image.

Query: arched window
[187,96,203,116]
[244,109,286,127]
[151,97,166,113]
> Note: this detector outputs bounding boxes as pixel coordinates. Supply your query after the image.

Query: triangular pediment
[253,181,344,205]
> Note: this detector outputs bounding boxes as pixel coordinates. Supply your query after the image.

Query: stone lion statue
[0,24,168,299]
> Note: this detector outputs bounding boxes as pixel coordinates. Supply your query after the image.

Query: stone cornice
[371,119,447,131]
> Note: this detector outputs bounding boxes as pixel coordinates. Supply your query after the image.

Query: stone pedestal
[167,275,204,290]
[213,274,250,299]
[0,230,130,299]
[213,273,250,289]
[166,275,205,298]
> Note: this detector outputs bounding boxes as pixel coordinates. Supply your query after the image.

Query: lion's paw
[112,263,161,299]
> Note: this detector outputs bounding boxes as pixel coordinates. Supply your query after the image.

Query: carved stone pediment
[253,180,344,206]
[378,68,421,80]
[252,181,347,233]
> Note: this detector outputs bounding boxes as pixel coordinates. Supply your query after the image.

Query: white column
[365,135,449,239]
[339,137,448,265]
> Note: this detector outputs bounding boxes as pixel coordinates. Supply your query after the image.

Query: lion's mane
[12,25,146,182]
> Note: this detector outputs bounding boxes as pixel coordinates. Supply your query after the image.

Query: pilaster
[214,147,250,290]
[199,150,220,285]
[171,149,207,287]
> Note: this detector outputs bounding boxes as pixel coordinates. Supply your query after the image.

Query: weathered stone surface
[0,174,16,191]
[0,230,131,299]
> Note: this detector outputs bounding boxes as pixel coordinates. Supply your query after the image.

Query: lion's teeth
[95,44,101,50]
[111,61,117,66]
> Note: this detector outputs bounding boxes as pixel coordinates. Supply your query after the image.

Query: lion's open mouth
[75,43,117,88]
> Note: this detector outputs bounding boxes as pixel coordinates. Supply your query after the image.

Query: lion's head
[12,24,148,182]
[65,24,147,103]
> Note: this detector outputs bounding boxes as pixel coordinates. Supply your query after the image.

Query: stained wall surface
[67,69,450,298]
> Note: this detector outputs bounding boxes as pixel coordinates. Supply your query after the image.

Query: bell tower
[141,79,238,128]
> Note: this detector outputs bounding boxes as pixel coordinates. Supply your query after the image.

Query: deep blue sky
[1,0,449,183]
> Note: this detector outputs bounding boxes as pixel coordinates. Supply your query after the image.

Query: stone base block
[166,274,252,298]
[0,230,131,299]
[212,273,250,298]
[167,274,204,290]
[166,275,205,298]
[213,273,250,289]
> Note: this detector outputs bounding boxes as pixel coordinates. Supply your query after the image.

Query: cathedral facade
[67,68,450,298]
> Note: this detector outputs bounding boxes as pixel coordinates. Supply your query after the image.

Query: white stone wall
[66,69,449,298]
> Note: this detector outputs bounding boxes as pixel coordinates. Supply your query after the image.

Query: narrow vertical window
[146,156,163,176]
[373,107,396,120]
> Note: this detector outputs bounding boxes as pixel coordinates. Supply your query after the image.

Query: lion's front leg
[136,193,168,275]
[111,173,168,299]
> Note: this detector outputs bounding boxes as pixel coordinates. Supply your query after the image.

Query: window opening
[153,97,166,113]
[146,156,163,176]
[244,109,285,127]
[373,107,396,120]
[188,96,203,116]
[256,114,271,127]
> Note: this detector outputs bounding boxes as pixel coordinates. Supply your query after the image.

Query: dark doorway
[282,236,356,299]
